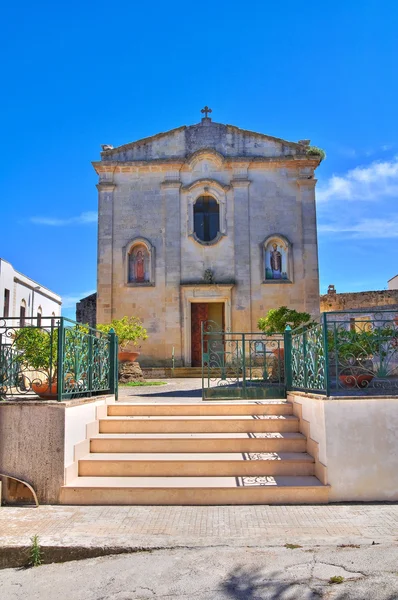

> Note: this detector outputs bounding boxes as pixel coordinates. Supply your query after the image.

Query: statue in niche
[270,243,282,279]
[129,245,149,283]
[265,241,288,281]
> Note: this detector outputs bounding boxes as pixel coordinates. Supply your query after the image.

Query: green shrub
[258,306,312,335]
[306,146,326,161]
[97,316,148,351]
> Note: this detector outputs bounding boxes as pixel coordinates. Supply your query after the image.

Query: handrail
[0,473,39,507]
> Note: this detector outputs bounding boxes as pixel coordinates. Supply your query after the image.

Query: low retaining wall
[0,395,115,504]
[288,392,398,502]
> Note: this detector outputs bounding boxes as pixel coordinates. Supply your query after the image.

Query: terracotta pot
[272,348,285,361]
[339,374,374,389]
[118,351,140,363]
[32,380,58,399]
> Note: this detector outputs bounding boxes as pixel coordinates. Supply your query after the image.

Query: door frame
[181,284,233,366]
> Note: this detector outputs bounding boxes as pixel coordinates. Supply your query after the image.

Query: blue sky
[2,0,397,319]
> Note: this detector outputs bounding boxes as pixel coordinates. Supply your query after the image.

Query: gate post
[109,328,119,401]
[241,333,246,399]
[284,325,292,391]
[57,317,65,402]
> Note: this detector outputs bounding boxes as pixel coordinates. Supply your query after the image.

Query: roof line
[101,125,187,155]
[100,122,306,156]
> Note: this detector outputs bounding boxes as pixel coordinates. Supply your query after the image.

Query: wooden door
[191,303,208,367]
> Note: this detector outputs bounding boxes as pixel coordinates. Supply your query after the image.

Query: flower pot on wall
[339,374,374,389]
[272,348,285,361]
[32,380,58,400]
[118,351,140,363]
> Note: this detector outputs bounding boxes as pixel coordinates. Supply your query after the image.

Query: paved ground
[2,381,397,597]
[1,504,398,551]
[118,378,204,400]
[1,543,398,599]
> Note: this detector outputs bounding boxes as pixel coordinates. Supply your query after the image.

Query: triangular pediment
[99,120,308,163]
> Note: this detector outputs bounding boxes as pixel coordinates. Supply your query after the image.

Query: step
[59,476,329,505]
[90,432,307,454]
[108,402,293,417]
[99,415,299,434]
[78,452,314,477]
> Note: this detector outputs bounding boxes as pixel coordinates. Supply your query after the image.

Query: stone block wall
[321,286,398,313]
[76,292,97,327]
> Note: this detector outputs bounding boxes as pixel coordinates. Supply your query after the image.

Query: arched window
[37,306,42,327]
[51,312,56,328]
[128,243,150,284]
[193,196,220,243]
[20,299,27,327]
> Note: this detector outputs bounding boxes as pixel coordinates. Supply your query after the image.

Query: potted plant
[13,327,58,399]
[332,325,397,388]
[257,306,312,360]
[97,316,148,362]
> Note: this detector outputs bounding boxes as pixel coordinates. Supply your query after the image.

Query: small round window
[193,196,220,242]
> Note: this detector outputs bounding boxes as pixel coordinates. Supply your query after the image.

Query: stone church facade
[94,112,322,366]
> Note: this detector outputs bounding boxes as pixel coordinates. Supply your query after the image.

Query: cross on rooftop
[201,106,212,119]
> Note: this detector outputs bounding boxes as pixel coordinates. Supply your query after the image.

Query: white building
[388,275,398,290]
[0,258,62,324]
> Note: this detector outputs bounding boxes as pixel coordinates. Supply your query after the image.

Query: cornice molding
[160,181,182,189]
[93,154,320,174]
[96,182,116,192]
[181,178,231,193]
[296,178,318,187]
[231,179,251,188]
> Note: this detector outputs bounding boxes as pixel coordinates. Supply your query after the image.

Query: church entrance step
[61,401,328,506]
[98,415,299,434]
[78,451,315,477]
[108,401,293,417]
[90,432,307,454]
[60,475,329,505]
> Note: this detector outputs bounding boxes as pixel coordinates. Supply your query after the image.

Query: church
[94,108,322,366]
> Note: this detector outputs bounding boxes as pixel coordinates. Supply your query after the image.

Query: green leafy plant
[329,576,344,584]
[306,146,326,161]
[14,327,58,380]
[258,306,312,335]
[97,316,148,351]
[28,534,43,567]
[328,326,398,367]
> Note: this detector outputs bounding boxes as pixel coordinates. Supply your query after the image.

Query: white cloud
[61,289,96,309]
[317,156,398,202]
[30,211,97,226]
[318,217,398,239]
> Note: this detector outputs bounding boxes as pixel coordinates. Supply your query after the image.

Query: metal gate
[201,321,285,400]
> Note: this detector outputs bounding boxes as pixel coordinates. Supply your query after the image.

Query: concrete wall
[0,258,62,320]
[288,392,398,502]
[0,396,113,504]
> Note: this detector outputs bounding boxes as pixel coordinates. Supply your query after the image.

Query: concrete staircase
[60,402,329,505]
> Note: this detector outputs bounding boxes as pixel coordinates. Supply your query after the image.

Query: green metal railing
[288,310,398,396]
[202,321,285,400]
[0,316,118,401]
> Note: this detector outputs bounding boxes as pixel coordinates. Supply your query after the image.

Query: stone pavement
[1,503,398,554]
[118,378,203,400]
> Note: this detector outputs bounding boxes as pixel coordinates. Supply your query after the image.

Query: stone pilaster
[232,178,252,331]
[96,181,116,324]
[296,177,320,314]
[161,180,182,362]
